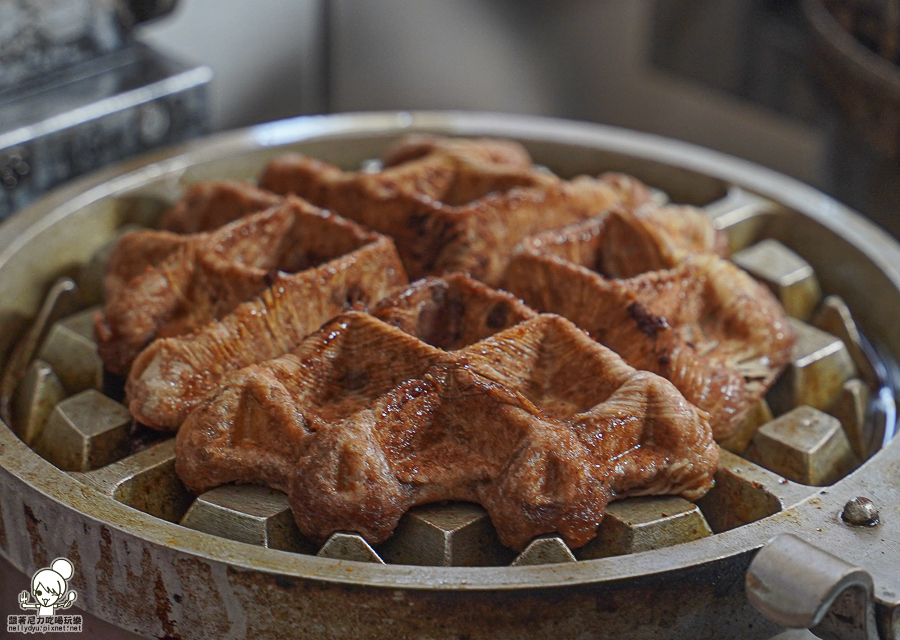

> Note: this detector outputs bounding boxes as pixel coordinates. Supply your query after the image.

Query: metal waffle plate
[1,112,900,639]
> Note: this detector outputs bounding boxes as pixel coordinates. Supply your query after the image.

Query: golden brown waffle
[101,199,314,373]
[505,234,794,440]
[371,272,537,350]
[97,196,407,430]
[160,180,282,234]
[175,304,717,551]
[516,203,727,279]
[93,135,795,554]
[258,135,654,284]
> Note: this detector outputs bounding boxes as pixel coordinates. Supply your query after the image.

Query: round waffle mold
[1,112,900,639]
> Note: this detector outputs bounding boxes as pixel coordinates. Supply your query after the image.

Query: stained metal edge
[0,111,898,600]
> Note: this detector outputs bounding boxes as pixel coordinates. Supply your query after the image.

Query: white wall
[137,0,326,131]
[329,0,823,184]
[138,0,823,183]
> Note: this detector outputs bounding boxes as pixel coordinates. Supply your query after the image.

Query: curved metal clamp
[746,533,880,640]
[0,277,78,425]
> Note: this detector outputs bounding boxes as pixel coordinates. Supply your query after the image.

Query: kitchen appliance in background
[0,0,210,221]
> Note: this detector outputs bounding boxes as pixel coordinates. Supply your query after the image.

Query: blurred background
[3,0,900,236]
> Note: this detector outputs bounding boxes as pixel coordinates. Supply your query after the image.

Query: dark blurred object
[821,0,900,64]
[0,0,208,222]
[651,0,900,239]
[651,0,825,125]
[804,0,900,239]
[124,0,177,25]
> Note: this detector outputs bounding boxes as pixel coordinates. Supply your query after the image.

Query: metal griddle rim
[0,111,898,605]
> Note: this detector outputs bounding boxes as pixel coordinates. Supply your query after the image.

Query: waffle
[515,202,728,279]
[90,134,793,551]
[102,197,407,430]
[258,135,657,285]
[371,272,537,349]
[175,299,717,551]
[159,180,282,234]
[505,227,794,440]
[100,199,308,374]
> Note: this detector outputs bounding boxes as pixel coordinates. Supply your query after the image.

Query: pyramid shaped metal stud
[511,535,576,566]
[180,484,313,553]
[377,503,513,566]
[732,239,822,320]
[12,359,64,445]
[767,319,856,415]
[745,405,859,486]
[317,533,385,563]
[33,389,131,471]
[37,308,103,396]
[578,496,713,559]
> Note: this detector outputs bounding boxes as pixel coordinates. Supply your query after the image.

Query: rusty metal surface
[0,112,899,638]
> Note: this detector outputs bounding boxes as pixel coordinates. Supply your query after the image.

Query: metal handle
[746,534,880,640]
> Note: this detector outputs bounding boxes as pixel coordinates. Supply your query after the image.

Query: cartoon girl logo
[18,558,78,617]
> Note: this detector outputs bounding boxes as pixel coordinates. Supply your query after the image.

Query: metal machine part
[0,43,210,221]
[1,112,900,639]
[0,0,207,222]
[747,534,880,640]
[0,0,178,89]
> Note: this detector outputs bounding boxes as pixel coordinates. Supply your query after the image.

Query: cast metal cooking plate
[0,112,899,639]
